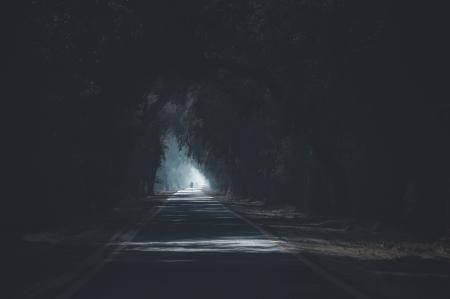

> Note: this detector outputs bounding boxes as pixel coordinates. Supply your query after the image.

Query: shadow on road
[70,189,350,299]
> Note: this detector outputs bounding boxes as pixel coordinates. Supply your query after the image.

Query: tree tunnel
[154,133,210,192]
[5,0,450,239]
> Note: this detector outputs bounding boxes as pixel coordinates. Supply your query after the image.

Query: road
[68,189,351,299]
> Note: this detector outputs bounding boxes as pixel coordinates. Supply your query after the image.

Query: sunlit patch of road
[112,237,282,253]
[69,188,349,299]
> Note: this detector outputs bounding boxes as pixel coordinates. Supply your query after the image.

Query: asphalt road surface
[69,189,351,299]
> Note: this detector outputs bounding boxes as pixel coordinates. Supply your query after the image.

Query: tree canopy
[5,0,449,237]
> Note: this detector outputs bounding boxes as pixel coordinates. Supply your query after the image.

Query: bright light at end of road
[189,166,210,188]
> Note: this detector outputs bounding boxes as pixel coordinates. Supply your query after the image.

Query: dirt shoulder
[4,194,170,299]
[218,195,450,299]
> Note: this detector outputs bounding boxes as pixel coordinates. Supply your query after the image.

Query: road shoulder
[7,194,169,299]
[217,195,450,299]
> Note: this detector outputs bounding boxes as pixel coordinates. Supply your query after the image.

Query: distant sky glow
[154,133,210,191]
[188,166,210,187]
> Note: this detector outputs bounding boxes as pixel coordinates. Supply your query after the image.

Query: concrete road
[69,189,351,299]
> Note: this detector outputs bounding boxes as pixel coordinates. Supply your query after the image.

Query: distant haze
[154,133,209,192]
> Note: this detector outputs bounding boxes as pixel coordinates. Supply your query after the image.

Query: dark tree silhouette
[5,0,449,238]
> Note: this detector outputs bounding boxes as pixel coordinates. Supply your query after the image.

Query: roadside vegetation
[6,1,449,239]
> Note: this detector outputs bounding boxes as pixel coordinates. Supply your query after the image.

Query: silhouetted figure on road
[190,182,194,189]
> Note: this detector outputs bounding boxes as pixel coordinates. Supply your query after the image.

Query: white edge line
[51,203,166,299]
[221,200,371,299]
[33,191,370,299]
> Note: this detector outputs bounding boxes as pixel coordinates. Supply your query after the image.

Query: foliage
[7,1,449,237]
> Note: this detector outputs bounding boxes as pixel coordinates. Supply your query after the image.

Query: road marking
[221,200,371,299]
[33,190,370,299]
[24,198,167,299]
[52,205,164,299]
